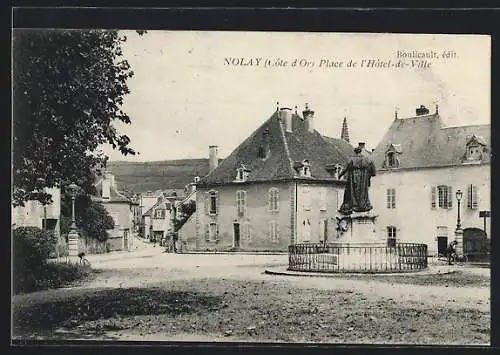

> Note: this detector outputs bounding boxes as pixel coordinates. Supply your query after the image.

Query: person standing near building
[447,240,458,265]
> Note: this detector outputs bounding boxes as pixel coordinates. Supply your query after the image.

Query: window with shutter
[209,223,217,241]
[468,184,479,209]
[236,190,247,216]
[386,188,396,209]
[209,190,217,215]
[437,185,450,209]
[268,188,279,212]
[431,186,436,209]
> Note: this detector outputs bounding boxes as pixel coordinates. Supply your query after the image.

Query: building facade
[371,105,490,256]
[12,187,62,240]
[95,171,134,251]
[142,196,173,243]
[179,104,354,251]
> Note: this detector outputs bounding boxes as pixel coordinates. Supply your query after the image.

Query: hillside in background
[106,159,222,193]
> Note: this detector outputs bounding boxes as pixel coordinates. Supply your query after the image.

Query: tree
[60,196,114,242]
[12,29,138,207]
[173,200,196,232]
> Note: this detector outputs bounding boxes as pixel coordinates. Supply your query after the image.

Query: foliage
[79,201,115,242]
[173,200,196,232]
[12,29,138,207]
[13,227,58,269]
[13,260,91,294]
[60,197,114,242]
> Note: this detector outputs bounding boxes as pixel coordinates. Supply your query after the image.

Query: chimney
[279,107,293,133]
[209,145,218,173]
[341,117,350,143]
[416,105,430,116]
[303,103,315,133]
[102,171,111,199]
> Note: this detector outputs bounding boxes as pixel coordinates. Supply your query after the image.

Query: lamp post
[66,182,80,257]
[454,189,464,259]
[455,189,463,231]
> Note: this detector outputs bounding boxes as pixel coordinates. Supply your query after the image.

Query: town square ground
[12,238,490,345]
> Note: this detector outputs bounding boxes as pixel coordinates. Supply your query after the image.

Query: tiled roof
[201,110,353,185]
[372,112,490,170]
[143,197,172,216]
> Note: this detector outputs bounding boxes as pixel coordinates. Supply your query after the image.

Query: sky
[102,31,490,162]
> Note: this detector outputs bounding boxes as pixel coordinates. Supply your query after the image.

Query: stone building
[370,105,490,256]
[179,104,354,251]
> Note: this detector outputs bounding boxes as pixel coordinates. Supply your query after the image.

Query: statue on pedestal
[338,146,377,215]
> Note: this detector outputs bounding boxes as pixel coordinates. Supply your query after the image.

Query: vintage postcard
[12,29,490,345]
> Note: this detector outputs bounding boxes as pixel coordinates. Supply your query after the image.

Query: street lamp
[455,189,463,231]
[66,182,80,231]
[66,182,80,258]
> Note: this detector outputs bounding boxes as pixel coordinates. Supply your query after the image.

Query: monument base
[337,212,378,244]
[68,229,80,257]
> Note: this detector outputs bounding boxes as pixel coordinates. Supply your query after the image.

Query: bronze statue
[338,147,376,215]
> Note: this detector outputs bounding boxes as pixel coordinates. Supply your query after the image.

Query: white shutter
[268,189,272,212]
[472,185,478,209]
[275,189,280,212]
[268,221,272,240]
[215,191,219,215]
[243,191,247,216]
[276,221,280,242]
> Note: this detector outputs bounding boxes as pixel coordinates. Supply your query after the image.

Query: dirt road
[12,245,490,344]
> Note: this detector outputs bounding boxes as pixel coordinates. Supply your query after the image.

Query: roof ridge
[277,118,296,178]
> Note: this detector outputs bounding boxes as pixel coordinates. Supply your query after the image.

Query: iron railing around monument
[288,242,428,273]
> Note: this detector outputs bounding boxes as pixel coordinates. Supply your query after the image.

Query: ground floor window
[387,226,397,247]
[209,223,218,241]
[269,220,279,243]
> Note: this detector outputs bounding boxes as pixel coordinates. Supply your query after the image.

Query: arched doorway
[463,227,489,262]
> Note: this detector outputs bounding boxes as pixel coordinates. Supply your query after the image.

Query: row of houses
[12,102,490,257]
[175,103,490,256]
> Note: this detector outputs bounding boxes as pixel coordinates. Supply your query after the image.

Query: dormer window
[234,164,250,182]
[301,160,311,177]
[465,134,487,162]
[383,144,402,169]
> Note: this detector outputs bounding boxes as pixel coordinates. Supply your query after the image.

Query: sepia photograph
[11,27,491,345]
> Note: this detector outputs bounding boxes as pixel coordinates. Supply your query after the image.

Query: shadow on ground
[13,287,222,339]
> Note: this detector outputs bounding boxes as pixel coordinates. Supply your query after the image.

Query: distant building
[179,104,354,251]
[94,171,134,251]
[12,187,62,241]
[141,195,175,243]
[371,105,490,256]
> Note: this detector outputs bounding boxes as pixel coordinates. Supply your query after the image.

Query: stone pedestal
[454,228,464,258]
[348,212,378,243]
[68,229,80,257]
